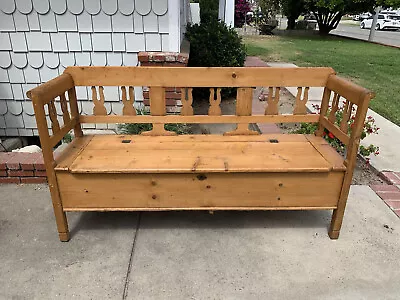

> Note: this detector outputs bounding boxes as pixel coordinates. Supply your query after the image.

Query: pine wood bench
[27,67,374,242]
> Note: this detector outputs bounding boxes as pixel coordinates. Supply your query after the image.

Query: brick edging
[370,183,400,218]
[378,171,400,185]
[0,152,47,184]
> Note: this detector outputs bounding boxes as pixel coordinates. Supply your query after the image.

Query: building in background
[0,0,193,136]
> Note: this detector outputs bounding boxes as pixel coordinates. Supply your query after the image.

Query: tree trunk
[318,23,333,35]
[287,16,297,30]
[315,12,343,35]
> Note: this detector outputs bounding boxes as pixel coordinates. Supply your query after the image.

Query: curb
[330,33,400,49]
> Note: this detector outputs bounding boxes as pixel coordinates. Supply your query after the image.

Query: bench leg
[328,209,342,239]
[329,176,352,239]
[48,172,70,242]
[50,192,70,242]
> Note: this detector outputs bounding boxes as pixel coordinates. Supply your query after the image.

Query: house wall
[0,0,175,136]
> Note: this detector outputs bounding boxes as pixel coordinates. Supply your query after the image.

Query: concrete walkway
[0,184,399,299]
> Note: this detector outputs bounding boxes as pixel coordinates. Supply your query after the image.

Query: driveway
[1,184,399,299]
[332,23,400,47]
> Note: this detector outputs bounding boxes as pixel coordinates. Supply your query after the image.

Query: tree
[305,0,400,35]
[258,0,281,20]
[281,0,306,29]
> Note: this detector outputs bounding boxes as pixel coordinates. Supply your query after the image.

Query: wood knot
[152,194,157,200]
[197,174,207,181]
[232,72,237,79]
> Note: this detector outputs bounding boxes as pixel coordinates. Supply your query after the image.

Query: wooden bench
[27,67,374,242]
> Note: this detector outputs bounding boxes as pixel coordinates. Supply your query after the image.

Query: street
[332,23,400,47]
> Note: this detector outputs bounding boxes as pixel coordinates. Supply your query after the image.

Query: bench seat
[53,134,346,212]
[55,134,346,174]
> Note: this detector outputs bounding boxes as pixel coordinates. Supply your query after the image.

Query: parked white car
[360,14,400,30]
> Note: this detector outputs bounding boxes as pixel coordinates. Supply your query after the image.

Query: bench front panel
[57,172,344,211]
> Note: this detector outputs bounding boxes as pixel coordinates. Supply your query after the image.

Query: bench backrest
[27,67,374,155]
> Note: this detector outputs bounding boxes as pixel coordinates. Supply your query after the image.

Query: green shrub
[185,20,247,98]
[186,20,246,68]
[117,109,192,135]
[199,0,218,23]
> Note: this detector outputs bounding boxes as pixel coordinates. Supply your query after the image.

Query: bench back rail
[27,66,373,170]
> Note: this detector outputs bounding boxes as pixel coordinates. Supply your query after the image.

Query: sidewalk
[0,184,399,298]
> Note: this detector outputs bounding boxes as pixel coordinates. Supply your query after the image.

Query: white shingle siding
[39,12,57,32]
[0,0,176,137]
[27,13,40,31]
[51,32,68,52]
[0,12,15,32]
[13,11,30,31]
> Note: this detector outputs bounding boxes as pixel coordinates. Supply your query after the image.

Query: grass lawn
[244,35,400,126]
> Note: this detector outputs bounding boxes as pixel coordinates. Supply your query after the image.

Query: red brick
[165,87,177,92]
[370,185,400,193]
[34,155,45,171]
[165,91,181,100]
[8,170,34,177]
[140,62,161,67]
[153,54,166,62]
[177,53,189,63]
[2,153,26,170]
[20,153,41,171]
[0,177,21,184]
[0,153,9,170]
[0,170,7,176]
[384,200,400,209]
[380,172,400,185]
[165,55,177,62]
[166,106,181,113]
[376,191,400,200]
[137,52,149,62]
[34,170,47,177]
[143,99,179,106]
[21,177,47,184]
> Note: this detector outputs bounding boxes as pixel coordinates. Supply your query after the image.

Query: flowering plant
[295,104,380,162]
[235,0,251,28]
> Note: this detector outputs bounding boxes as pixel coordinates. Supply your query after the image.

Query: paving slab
[125,186,399,299]
[267,62,298,68]
[0,184,138,299]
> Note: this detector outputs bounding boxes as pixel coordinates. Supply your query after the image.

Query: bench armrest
[26,73,83,167]
[317,74,374,167]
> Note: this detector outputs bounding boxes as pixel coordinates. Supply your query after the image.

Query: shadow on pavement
[69,209,332,237]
